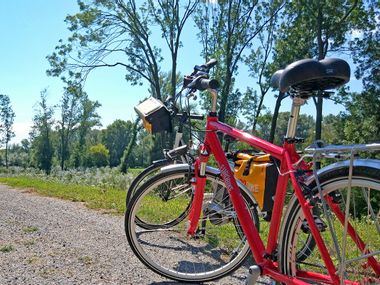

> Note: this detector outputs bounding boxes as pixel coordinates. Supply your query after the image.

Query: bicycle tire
[126,160,194,230]
[279,162,380,283]
[125,167,259,283]
[126,160,170,207]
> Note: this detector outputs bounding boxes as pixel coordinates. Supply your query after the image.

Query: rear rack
[304,142,380,159]
[304,141,380,279]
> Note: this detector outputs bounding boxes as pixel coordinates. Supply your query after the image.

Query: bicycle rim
[279,170,380,284]
[126,161,192,229]
[125,168,258,283]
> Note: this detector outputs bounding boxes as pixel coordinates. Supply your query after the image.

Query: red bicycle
[125,58,380,284]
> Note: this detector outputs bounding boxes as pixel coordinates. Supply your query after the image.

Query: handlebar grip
[197,78,220,90]
[188,114,204,120]
[205,58,217,69]
[176,113,204,121]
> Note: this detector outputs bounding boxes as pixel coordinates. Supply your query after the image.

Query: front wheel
[126,160,192,229]
[279,164,380,284]
[125,167,259,283]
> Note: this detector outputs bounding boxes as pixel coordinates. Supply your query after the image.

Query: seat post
[285,96,305,140]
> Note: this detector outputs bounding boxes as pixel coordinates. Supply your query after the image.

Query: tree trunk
[5,143,8,168]
[269,92,285,143]
[120,118,140,173]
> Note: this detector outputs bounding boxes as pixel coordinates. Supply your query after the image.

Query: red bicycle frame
[186,113,374,285]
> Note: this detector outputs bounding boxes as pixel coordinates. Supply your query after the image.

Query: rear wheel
[125,168,259,283]
[279,165,380,284]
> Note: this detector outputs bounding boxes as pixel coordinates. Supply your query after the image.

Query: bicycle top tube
[206,117,285,160]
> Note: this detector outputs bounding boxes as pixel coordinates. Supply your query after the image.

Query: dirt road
[0,185,261,285]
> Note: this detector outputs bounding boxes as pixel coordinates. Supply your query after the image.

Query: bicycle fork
[187,144,209,236]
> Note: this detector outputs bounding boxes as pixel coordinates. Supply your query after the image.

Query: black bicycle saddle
[271,58,350,94]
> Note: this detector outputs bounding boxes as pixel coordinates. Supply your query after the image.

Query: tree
[243,6,279,133]
[103,119,133,167]
[341,91,380,143]
[86,143,109,167]
[194,0,285,125]
[120,117,141,173]
[47,0,199,100]
[73,93,102,167]
[0,94,15,168]
[30,90,55,174]
[47,0,200,168]
[57,84,81,170]
[339,3,380,143]
[350,3,379,91]
[322,114,346,144]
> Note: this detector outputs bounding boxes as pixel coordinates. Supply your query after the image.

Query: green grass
[127,168,144,175]
[0,244,14,253]
[23,226,39,233]
[0,176,127,214]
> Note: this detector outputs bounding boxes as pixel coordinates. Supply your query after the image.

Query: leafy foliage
[30,90,55,174]
[86,143,109,167]
[0,94,15,167]
[194,0,285,125]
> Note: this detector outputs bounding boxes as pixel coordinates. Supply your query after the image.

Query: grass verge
[0,176,126,214]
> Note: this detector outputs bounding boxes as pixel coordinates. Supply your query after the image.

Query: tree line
[1,0,379,173]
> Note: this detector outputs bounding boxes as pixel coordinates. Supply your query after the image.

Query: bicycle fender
[304,158,380,186]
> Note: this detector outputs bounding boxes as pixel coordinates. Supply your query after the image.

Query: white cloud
[11,121,33,144]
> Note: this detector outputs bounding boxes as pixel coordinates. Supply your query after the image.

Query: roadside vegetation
[0,167,141,214]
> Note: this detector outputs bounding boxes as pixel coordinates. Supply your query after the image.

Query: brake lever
[186,92,197,100]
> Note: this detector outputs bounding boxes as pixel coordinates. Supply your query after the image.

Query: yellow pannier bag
[234,152,279,218]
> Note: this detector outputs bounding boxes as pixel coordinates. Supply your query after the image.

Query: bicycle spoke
[280,170,380,284]
[361,187,380,235]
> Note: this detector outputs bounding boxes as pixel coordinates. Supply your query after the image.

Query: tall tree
[30,90,55,174]
[194,0,284,124]
[340,3,380,143]
[243,5,279,133]
[57,84,81,170]
[0,94,15,168]
[47,0,199,99]
[103,119,133,167]
[73,93,102,167]
[120,117,141,173]
[47,0,199,168]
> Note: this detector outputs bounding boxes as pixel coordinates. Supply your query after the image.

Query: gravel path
[0,184,270,285]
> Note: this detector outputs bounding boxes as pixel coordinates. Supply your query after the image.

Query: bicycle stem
[208,88,218,113]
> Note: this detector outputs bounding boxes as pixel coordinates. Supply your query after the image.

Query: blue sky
[0,1,148,143]
[0,1,358,144]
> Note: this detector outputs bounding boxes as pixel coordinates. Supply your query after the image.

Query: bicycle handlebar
[164,59,220,117]
[176,113,204,121]
[196,78,220,90]
[192,58,218,74]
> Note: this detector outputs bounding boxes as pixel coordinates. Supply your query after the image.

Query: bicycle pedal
[245,265,261,285]
[329,191,342,203]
